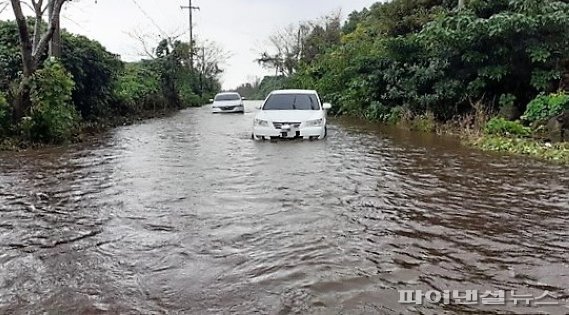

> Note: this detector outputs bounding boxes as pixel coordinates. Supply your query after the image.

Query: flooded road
[1,101,568,314]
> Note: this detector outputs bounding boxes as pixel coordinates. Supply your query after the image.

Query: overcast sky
[1,0,378,89]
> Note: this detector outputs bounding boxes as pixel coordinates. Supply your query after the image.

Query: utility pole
[181,0,199,69]
[48,0,61,57]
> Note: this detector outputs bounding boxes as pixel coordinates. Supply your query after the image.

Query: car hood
[213,100,242,107]
[255,110,323,122]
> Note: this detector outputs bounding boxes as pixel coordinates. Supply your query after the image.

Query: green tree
[290,0,569,121]
[9,0,69,122]
[301,14,342,63]
[60,33,123,120]
[0,20,22,92]
[27,60,78,143]
[418,0,569,114]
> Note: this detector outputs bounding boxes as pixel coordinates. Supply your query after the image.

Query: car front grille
[221,106,235,111]
[273,122,301,129]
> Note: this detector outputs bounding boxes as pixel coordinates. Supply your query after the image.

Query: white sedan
[211,92,245,113]
[252,90,332,140]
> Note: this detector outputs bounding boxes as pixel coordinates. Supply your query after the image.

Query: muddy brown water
[1,101,568,314]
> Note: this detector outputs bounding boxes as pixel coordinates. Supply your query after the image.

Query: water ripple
[0,102,568,314]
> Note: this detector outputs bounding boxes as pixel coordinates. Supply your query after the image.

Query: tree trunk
[10,0,66,122]
[32,14,42,49]
[32,0,44,50]
[11,0,36,122]
[13,79,31,122]
[458,0,466,10]
[48,0,62,57]
[11,0,35,78]
[34,0,65,60]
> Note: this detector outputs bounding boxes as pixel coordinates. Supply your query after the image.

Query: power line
[129,0,169,38]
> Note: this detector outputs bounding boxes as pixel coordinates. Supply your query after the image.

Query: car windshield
[263,94,321,110]
[215,94,241,101]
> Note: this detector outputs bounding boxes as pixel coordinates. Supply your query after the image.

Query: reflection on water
[1,102,568,314]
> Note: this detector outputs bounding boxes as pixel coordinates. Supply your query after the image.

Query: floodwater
[1,101,568,314]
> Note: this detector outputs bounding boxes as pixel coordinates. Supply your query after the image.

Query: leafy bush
[522,92,569,124]
[498,93,519,119]
[28,60,79,143]
[411,112,437,132]
[61,33,123,120]
[0,92,10,135]
[416,0,569,113]
[108,40,221,116]
[0,21,22,92]
[365,102,391,121]
[0,20,223,146]
[255,76,290,99]
[114,63,162,113]
[292,0,569,122]
[474,136,569,163]
[179,89,202,108]
[365,102,405,124]
[362,0,455,37]
[176,70,203,108]
[484,117,531,137]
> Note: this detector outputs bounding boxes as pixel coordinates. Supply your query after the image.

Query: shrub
[522,93,569,124]
[411,112,437,132]
[256,76,289,99]
[292,0,569,122]
[388,106,405,124]
[365,102,405,124]
[60,33,123,120]
[484,117,531,137]
[0,92,10,135]
[365,101,391,121]
[28,60,79,143]
[179,89,202,108]
[0,21,22,92]
[114,63,162,114]
[498,93,520,119]
[473,136,569,163]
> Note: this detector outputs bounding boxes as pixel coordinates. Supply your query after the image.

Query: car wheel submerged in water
[252,89,332,141]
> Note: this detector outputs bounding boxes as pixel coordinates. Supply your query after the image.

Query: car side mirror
[241,97,247,100]
[323,103,332,110]
[256,104,262,110]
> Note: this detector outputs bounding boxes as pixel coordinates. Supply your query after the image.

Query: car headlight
[304,119,323,127]
[254,119,269,127]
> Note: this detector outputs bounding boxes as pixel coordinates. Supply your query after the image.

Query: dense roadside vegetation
[253,0,569,162]
[0,20,222,148]
[234,76,290,100]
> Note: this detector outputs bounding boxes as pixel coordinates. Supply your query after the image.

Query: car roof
[270,89,318,95]
[216,92,240,96]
